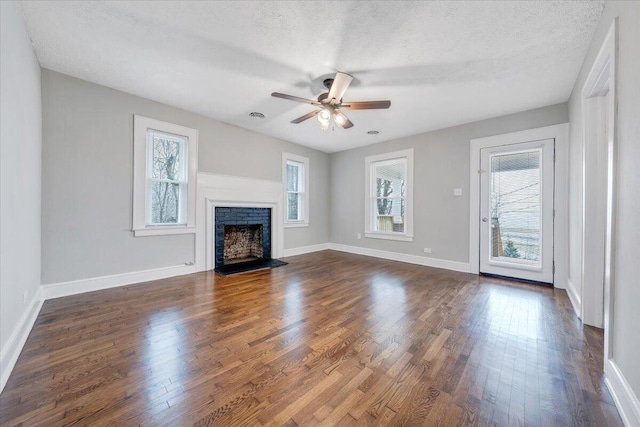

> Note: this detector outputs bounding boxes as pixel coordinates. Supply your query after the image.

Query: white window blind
[489,149,542,265]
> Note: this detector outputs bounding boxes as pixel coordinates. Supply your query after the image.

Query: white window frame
[282,152,309,228]
[365,148,414,242]
[133,115,198,237]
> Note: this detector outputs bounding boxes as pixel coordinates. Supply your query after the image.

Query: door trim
[469,123,569,288]
[580,19,617,359]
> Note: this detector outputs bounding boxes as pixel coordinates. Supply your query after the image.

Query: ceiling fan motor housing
[317,93,331,104]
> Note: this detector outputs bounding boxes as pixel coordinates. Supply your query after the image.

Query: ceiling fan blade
[327,72,353,103]
[290,109,321,124]
[341,100,391,110]
[334,109,354,129]
[271,92,320,105]
[341,117,354,129]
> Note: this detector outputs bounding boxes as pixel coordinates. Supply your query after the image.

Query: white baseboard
[328,243,471,273]
[566,278,582,319]
[0,287,44,393]
[283,243,330,257]
[605,359,640,427]
[41,264,197,300]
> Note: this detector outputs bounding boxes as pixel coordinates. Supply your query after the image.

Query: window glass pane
[490,150,541,266]
[287,193,299,220]
[287,163,299,192]
[152,133,182,180]
[374,159,406,233]
[376,195,393,215]
[151,182,180,224]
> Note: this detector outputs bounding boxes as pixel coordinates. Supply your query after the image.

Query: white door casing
[580,19,617,347]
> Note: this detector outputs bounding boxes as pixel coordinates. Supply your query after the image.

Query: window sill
[284,221,309,229]
[134,226,196,237]
[365,232,413,242]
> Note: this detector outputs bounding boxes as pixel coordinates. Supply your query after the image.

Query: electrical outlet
[423,248,432,254]
[357,233,362,239]
[453,188,463,196]
[23,290,28,304]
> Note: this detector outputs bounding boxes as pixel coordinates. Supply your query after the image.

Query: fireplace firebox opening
[214,207,272,268]
[223,224,264,265]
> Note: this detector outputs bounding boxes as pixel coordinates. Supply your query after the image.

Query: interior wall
[330,103,568,264]
[0,2,42,361]
[568,0,640,400]
[41,70,329,284]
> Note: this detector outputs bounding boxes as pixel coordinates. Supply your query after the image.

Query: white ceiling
[20,1,604,153]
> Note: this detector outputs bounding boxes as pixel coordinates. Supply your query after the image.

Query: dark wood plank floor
[0,251,623,426]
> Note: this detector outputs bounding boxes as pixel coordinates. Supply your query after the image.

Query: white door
[479,139,554,283]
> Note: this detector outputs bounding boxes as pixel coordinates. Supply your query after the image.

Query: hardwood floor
[0,250,623,426]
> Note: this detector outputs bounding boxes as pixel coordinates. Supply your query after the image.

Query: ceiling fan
[271,72,391,130]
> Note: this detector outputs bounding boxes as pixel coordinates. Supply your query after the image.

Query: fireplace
[214,207,271,267]
[196,173,286,273]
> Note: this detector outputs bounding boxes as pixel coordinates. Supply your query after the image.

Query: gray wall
[41,70,329,284]
[568,1,640,399]
[0,2,42,361]
[330,103,568,263]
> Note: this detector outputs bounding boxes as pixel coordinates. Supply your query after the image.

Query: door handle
[482,217,488,222]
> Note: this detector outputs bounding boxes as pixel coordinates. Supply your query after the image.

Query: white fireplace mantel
[195,172,284,272]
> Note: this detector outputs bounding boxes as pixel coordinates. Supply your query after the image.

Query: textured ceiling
[20,1,604,153]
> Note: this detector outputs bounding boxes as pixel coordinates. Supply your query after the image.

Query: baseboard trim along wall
[566,278,582,319]
[41,264,197,300]
[283,243,331,257]
[0,287,44,393]
[328,243,471,273]
[605,360,640,427]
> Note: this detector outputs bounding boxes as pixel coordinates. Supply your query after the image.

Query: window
[133,116,198,236]
[149,132,186,225]
[365,149,414,241]
[283,152,309,227]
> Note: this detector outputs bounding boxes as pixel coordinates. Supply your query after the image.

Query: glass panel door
[480,139,554,283]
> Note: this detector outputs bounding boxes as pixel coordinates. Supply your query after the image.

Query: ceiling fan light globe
[334,114,346,126]
[318,109,331,123]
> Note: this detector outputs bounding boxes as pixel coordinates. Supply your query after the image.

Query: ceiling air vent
[367,130,380,135]
[249,112,265,119]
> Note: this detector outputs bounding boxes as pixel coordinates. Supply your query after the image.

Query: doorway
[469,124,569,289]
[479,139,555,283]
